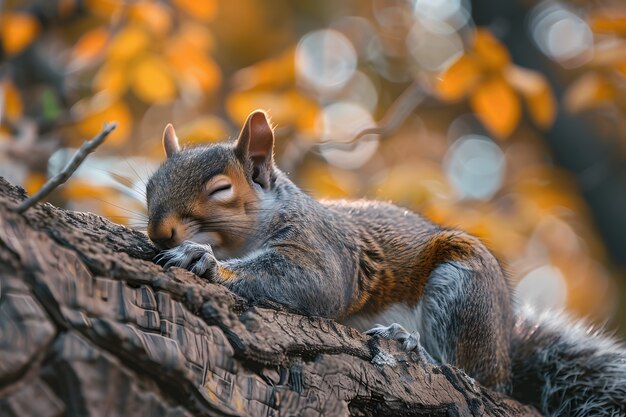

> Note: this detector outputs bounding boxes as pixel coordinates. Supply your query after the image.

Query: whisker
[125,158,148,189]
[90,196,149,219]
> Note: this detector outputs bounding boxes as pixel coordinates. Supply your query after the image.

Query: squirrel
[146,110,626,417]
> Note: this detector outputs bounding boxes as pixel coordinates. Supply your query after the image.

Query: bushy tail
[511,308,626,417]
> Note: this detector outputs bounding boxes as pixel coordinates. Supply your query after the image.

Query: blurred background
[2,0,626,335]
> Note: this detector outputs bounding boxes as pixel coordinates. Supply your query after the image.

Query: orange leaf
[73,96,132,146]
[23,172,46,196]
[130,55,176,103]
[470,76,521,138]
[173,0,217,22]
[435,54,482,101]
[563,72,614,113]
[129,1,172,36]
[2,81,24,122]
[505,66,556,129]
[165,44,221,93]
[1,12,41,55]
[472,28,510,71]
[61,180,114,200]
[84,0,124,18]
[589,11,626,36]
[177,116,230,145]
[93,62,127,97]
[232,49,295,90]
[107,25,149,62]
[72,27,109,64]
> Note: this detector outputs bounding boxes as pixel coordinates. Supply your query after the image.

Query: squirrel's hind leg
[365,323,437,364]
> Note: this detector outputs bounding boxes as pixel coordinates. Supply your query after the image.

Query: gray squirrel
[147,110,626,416]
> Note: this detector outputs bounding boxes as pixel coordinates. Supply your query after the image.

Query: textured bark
[0,177,540,417]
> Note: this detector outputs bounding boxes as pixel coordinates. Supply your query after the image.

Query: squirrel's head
[146,110,276,257]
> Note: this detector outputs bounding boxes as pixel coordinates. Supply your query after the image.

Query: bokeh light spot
[296,29,357,94]
[318,102,378,170]
[444,134,505,200]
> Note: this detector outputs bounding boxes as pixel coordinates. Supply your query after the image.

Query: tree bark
[0,177,539,417]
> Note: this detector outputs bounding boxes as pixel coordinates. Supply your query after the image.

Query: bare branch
[11,122,117,214]
[320,80,424,150]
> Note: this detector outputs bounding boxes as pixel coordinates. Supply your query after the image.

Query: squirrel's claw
[366,323,438,364]
[155,241,217,279]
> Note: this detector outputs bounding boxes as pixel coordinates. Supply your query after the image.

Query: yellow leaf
[130,55,176,103]
[72,27,109,64]
[563,72,614,113]
[129,1,172,36]
[435,54,482,101]
[472,28,510,71]
[505,66,556,129]
[93,62,127,97]
[2,81,24,122]
[73,96,132,146]
[1,13,41,55]
[173,0,217,22]
[470,76,521,138]
[107,25,149,62]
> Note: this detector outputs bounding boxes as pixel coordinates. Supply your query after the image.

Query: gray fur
[511,307,626,417]
[345,261,472,364]
[148,131,626,415]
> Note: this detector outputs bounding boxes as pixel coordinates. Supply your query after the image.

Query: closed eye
[206,176,234,201]
[208,184,232,196]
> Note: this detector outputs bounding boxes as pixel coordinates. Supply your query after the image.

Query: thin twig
[319,80,424,150]
[12,122,117,214]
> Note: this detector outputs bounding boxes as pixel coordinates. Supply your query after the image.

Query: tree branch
[0,176,540,417]
[11,122,116,213]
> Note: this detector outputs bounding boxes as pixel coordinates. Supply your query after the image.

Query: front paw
[155,240,217,279]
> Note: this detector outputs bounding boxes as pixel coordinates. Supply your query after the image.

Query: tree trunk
[0,177,539,417]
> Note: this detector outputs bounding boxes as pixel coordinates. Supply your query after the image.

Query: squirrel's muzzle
[148,216,183,249]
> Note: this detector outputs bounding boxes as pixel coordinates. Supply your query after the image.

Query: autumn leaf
[226,89,318,131]
[130,55,177,104]
[129,1,172,36]
[23,172,46,196]
[564,72,615,113]
[93,62,127,97]
[435,54,482,101]
[589,11,626,36]
[470,76,521,138]
[232,49,296,90]
[107,25,150,62]
[472,29,510,71]
[1,12,41,56]
[505,66,556,129]
[84,0,124,18]
[2,81,24,122]
[173,0,217,22]
[72,27,109,64]
[177,116,230,146]
[165,46,221,94]
[74,96,132,145]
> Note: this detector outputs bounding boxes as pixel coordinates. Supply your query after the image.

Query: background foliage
[2,0,626,333]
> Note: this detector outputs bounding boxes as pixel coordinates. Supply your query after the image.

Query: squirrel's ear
[162,123,180,158]
[234,110,275,189]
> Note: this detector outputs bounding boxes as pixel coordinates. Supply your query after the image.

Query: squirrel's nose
[148,219,181,249]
